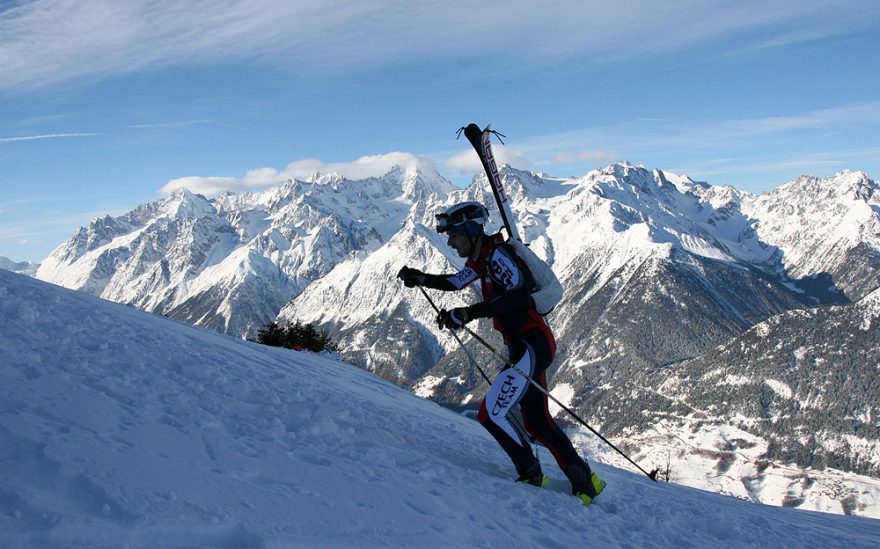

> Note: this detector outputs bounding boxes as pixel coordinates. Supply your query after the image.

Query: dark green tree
[256,321,287,348]
[256,320,339,353]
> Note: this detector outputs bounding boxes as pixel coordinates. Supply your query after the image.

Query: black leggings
[477,328,587,474]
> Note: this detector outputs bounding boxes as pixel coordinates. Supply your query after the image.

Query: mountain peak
[162,188,215,220]
[299,162,454,203]
[779,170,878,204]
[463,164,570,204]
[305,171,345,187]
[834,170,877,202]
[395,162,455,202]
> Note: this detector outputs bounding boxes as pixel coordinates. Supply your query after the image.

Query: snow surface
[2,269,879,548]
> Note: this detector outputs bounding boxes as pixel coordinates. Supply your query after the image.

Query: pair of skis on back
[458,124,563,316]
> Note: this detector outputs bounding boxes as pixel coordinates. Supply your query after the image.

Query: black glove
[397,266,426,287]
[436,307,472,330]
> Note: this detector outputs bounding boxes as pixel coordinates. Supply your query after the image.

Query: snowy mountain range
[35,162,880,514]
[4,268,880,546]
[37,166,452,337]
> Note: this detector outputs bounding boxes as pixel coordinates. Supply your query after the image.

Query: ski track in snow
[1,269,879,548]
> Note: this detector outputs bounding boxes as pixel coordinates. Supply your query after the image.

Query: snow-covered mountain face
[745,171,880,300]
[599,285,880,516]
[642,287,880,477]
[37,166,453,337]
[37,162,880,507]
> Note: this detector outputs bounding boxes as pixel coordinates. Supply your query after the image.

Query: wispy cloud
[514,100,880,159]
[454,99,880,189]
[155,100,880,196]
[1,1,876,91]
[0,132,99,143]
[159,152,441,195]
[675,147,880,181]
[719,101,880,137]
[0,194,63,207]
[127,120,212,130]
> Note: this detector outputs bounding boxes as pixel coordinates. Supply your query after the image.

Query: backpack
[508,239,564,315]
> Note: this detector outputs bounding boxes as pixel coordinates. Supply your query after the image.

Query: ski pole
[420,288,658,481]
[417,286,492,385]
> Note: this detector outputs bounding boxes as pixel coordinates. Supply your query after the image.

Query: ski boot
[567,463,606,506]
[516,458,549,488]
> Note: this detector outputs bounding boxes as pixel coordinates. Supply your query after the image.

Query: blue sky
[1,1,879,262]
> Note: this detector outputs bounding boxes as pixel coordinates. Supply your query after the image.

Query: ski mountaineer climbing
[396,201,606,506]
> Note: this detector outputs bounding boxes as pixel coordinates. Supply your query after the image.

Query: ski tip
[460,123,484,146]
[456,123,482,140]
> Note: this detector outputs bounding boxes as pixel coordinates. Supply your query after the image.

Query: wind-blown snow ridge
[2,269,880,547]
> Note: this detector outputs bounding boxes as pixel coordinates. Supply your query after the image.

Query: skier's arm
[466,284,530,318]
[420,273,458,291]
[423,266,478,291]
[397,265,478,292]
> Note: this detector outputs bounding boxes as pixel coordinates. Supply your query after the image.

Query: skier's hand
[437,307,472,330]
[397,266,426,287]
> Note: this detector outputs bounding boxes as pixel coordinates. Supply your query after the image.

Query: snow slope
[2,270,879,547]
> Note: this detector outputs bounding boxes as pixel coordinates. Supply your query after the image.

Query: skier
[397,201,605,506]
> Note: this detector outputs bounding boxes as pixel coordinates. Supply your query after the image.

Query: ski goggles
[435,213,456,234]
[436,215,483,237]
[436,210,487,235]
